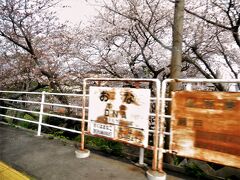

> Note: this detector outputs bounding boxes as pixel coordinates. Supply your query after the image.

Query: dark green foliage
[50,131,70,140]
[74,135,123,156]
[86,136,123,156]
[184,162,206,179]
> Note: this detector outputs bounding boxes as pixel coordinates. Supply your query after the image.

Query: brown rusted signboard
[171,91,240,168]
[88,87,151,147]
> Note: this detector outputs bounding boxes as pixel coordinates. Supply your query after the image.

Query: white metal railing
[1,78,239,175]
[0,89,166,140]
[0,88,163,170]
[0,91,85,136]
[0,90,164,136]
[1,78,239,176]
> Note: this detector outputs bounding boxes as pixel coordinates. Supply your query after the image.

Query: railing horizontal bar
[149,113,156,117]
[149,114,171,118]
[164,98,172,101]
[0,91,42,95]
[0,98,87,109]
[41,123,81,134]
[0,106,39,115]
[163,115,171,118]
[150,97,172,101]
[0,90,89,97]
[0,114,82,134]
[42,102,83,109]
[151,97,161,101]
[44,92,88,97]
[85,77,159,83]
[0,114,38,124]
[0,112,171,138]
[164,132,171,135]
[0,106,88,122]
[148,129,171,135]
[164,78,240,83]
[41,112,85,122]
[0,98,40,104]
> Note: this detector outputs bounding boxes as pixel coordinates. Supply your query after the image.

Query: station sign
[171,91,240,168]
[88,86,151,147]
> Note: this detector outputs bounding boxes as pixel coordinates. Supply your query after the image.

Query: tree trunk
[166,0,185,165]
[170,0,185,85]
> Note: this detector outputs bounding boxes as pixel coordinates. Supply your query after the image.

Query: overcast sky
[56,0,99,24]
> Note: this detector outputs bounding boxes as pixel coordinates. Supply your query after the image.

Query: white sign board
[88,87,151,147]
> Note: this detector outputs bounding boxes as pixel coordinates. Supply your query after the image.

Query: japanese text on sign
[171,91,240,168]
[88,87,151,147]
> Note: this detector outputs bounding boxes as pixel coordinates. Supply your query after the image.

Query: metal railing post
[152,80,161,171]
[37,91,45,136]
[139,148,145,165]
[80,80,87,150]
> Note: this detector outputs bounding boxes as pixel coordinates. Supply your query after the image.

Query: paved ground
[0,123,194,180]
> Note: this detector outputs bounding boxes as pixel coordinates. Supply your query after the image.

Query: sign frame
[160,78,240,170]
[80,78,162,172]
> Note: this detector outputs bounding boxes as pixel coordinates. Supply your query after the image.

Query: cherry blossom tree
[83,0,239,90]
[0,0,81,96]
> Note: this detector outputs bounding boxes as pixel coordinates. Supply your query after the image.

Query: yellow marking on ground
[0,161,30,180]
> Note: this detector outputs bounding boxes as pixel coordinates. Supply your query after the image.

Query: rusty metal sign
[171,91,240,168]
[88,86,151,147]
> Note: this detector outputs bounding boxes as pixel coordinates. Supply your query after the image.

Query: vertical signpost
[76,78,165,180]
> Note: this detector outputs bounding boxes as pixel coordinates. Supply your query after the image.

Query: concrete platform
[0,123,194,180]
